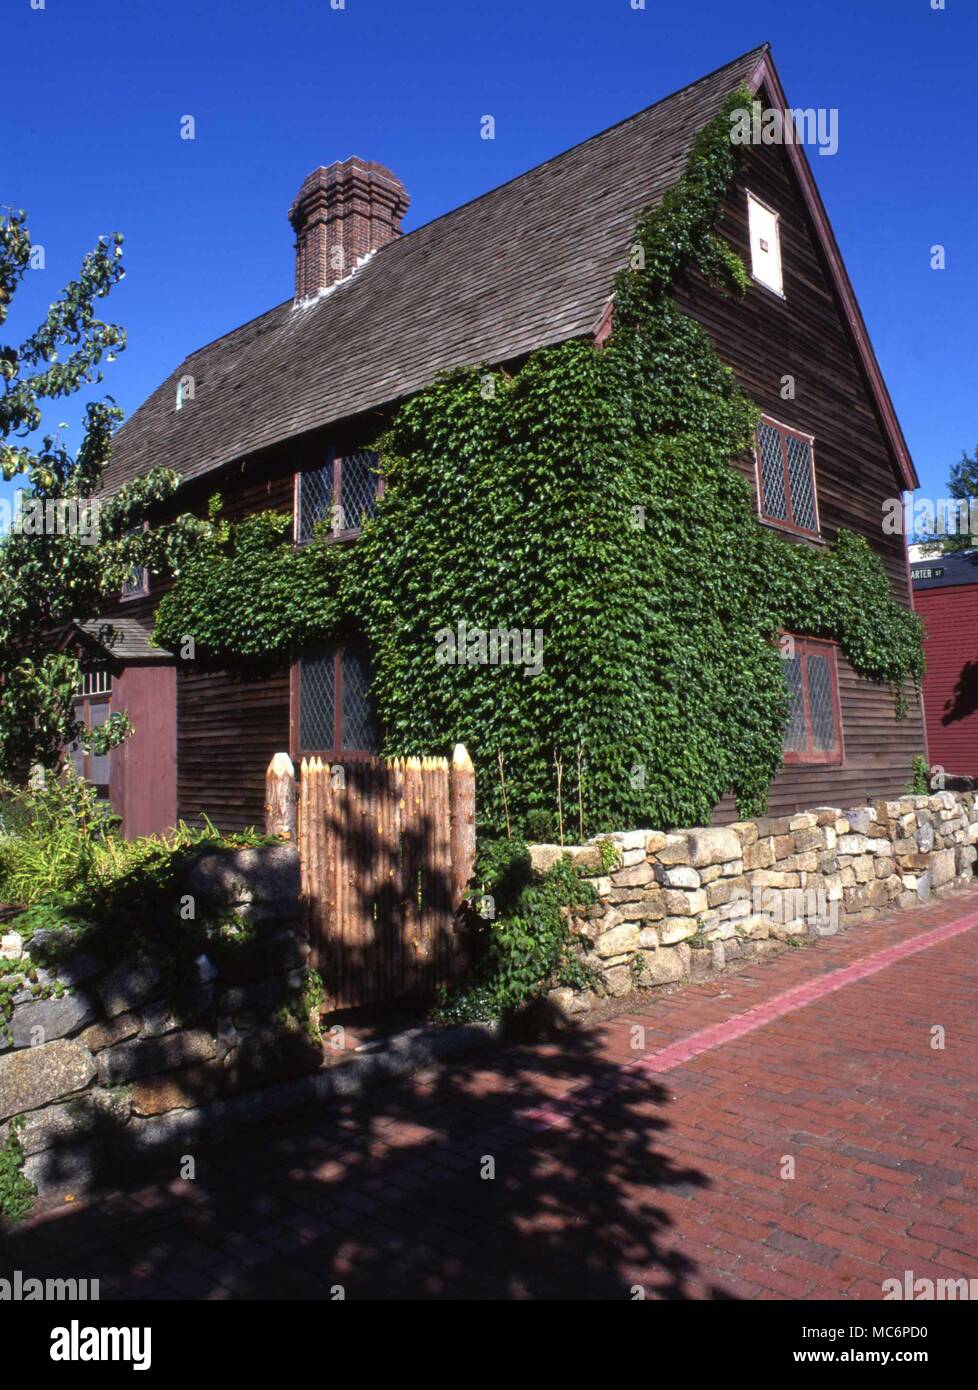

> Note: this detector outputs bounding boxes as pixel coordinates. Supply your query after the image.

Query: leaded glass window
[296,644,380,757]
[297,451,380,541]
[780,637,842,765]
[755,419,819,536]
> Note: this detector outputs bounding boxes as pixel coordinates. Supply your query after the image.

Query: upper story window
[121,565,149,600]
[121,522,150,601]
[781,636,843,766]
[296,449,381,543]
[747,192,783,297]
[754,417,820,538]
[294,643,380,760]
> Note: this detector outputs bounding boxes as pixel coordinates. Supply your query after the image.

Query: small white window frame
[746,190,785,299]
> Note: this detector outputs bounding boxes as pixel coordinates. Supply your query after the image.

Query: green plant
[431,837,597,1023]
[597,838,622,873]
[524,809,556,843]
[1,806,275,1032]
[0,1117,36,1224]
[0,769,116,905]
[908,754,930,796]
[278,967,325,1042]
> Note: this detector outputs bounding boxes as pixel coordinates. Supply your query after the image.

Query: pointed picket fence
[285,747,475,1011]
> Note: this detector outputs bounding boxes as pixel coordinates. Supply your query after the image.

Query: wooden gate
[292,747,476,1011]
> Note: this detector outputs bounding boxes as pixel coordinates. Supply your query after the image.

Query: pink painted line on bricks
[516,910,978,1132]
[631,910,978,1076]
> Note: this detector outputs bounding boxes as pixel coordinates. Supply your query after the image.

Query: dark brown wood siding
[173,462,295,831]
[673,97,926,815]
[177,665,290,833]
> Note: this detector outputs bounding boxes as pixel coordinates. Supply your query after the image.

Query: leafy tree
[941,444,977,554]
[911,445,978,555]
[0,209,205,778]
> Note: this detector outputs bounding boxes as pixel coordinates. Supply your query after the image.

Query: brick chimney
[288,158,409,300]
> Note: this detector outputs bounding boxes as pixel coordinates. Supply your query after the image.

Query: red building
[913,550,978,778]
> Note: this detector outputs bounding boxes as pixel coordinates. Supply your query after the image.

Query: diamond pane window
[341,648,380,753]
[298,461,335,543]
[296,644,380,758]
[121,524,150,600]
[298,651,336,753]
[782,654,807,753]
[785,434,818,533]
[807,654,838,753]
[781,637,842,766]
[339,450,379,534]
[757,422,788,522]
[754,418,819,537]
[297,450,380,542]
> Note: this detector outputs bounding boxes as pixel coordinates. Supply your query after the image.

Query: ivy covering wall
[154,85,923,836]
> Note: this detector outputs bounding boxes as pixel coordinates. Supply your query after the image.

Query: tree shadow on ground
[1,1012,729,1301]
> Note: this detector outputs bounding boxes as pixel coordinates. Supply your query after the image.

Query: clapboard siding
[177,665,290,832]
[676,102,925,814]
[676,101,910,593]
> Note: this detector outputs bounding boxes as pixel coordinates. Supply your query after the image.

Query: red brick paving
[4,885,978,1300]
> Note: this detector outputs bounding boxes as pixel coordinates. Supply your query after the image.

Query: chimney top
[288,158,409,301]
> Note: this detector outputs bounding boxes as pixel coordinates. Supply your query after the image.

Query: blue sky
[3,0,975,510]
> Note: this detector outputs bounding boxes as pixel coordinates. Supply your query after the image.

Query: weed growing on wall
[0,1117,36,1225]
[430,838,598,1024]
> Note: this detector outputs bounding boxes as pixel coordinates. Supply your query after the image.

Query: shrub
[0,769,114,906]
[431,837,597,1024]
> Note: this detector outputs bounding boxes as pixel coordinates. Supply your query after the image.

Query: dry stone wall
[0,846,317,1194]
[538,792,978,1016]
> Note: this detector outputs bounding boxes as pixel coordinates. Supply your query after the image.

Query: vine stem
[496,749,511,839]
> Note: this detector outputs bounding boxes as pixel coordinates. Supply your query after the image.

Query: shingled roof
[102,45,770,494]
[71,617,168,663]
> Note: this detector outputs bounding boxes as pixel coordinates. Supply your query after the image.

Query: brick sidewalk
[4,885,978,1300]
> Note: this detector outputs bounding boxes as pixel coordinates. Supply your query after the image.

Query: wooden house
[92,44,924,835]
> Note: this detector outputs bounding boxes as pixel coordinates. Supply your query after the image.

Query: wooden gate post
[265,752,297,839]
[449,744,476,910]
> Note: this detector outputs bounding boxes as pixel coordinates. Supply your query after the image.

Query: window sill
[782,753,845,768]
[750,275,786,302]
[758,518,827,546]
[294,530,363,547]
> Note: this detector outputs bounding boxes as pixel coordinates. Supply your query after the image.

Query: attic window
[747,192,783,297]
[781,637,843,766]
[754,418,819,538]
[296,450,381,542]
